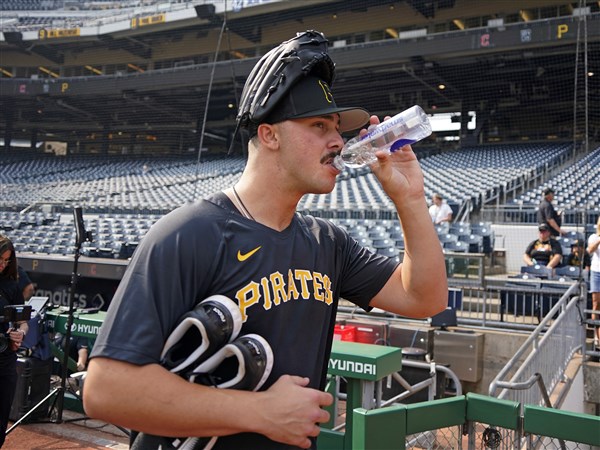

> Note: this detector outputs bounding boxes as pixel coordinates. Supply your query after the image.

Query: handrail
[488,282,582,403]
[454,198,473,223]
[381,359,463,407]
[483,373,568,450]
[330,358,463,432]
[493,372,552,408]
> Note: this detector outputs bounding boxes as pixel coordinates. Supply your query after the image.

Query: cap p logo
[318,79,334,104]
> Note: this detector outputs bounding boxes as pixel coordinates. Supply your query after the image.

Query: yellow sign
[131,14,165,29]
[39,28,80,39]
[557,24,569,39]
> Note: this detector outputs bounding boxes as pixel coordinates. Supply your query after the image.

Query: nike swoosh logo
[237,246,262,262]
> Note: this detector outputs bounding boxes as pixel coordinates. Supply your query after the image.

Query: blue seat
[438,233,458,244]
[555,265,581,278]
[444,240,467,252]
[376,246,398,258]
[459,234,483,253]
[521,265,553,279]
[371,238,393,249]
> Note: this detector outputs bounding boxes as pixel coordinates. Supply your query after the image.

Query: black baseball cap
[543,187,554,196]
[538,223,550,231]
[264,76,369,133]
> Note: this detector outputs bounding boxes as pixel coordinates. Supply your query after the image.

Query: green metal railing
[321,393,600,450]
[319,341,600,449]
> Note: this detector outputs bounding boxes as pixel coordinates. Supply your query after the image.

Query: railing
[456,276,578,331]
[488,282,585,408]
[479,205,599,226]
[343,393,600,450]
[325,283,598,449]
[319,340,598,449]
[339,268,576,332]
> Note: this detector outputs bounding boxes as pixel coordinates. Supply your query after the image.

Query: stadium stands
[0,0,198,31]
[509,147,600,210]
[3,143,598,261]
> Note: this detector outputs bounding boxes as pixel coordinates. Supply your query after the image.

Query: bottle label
[390,138,417,152]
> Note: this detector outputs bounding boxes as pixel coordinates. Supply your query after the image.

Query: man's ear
[256,123,280,150]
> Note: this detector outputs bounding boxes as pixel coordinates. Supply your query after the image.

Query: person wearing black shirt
[0,235,28,448]
[83,31,447,450]
[523,224,563,268]
[536,188,565,237]
[17,266,34,303]
[566,239,591,270]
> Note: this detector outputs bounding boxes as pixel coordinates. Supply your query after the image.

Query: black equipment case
[9,356,52,422]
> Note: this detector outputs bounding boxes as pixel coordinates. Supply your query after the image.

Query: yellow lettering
[313,272,325,302]
[261,277,272,310]
[557,24,568,39]
[61,82,69,93]
[323,275,333,305]
[236,281,260,322]
[235,269,335,321]
[295,270,312,299]
[270,272,287,304]
[287,270,300,300]
[32,260,39,270]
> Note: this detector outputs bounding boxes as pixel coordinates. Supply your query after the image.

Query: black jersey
[91,192,398,449]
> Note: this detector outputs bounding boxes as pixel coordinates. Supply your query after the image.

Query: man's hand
[364,114,447,319]
[254,375,333,449]
[365,115,426,204]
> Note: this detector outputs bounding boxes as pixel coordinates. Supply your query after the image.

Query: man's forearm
[548,254,561,268]
[84,358,259,438]
[396,198,447,311]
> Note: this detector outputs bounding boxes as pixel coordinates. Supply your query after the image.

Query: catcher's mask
[235,30,369,137]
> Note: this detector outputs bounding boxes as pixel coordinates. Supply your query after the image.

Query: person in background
[566,239,591,271]
[0,235,28,448]
[54,333,90,372]
[587,217,600,348]
[536,187,565,237]
[523,223,563,269]
[83,30,447,450]
[428,193,453,225]
[17,266,34,303]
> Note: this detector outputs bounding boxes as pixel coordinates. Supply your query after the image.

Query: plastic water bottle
[333,105,432,169]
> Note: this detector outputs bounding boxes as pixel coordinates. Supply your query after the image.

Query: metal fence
[488,282,585,408]
[333,393,600,450]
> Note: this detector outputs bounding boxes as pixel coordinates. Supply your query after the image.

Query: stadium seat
[521,265,553,279]
[444,240,467,252]
[459,234,483,253]
[555,265,581,279]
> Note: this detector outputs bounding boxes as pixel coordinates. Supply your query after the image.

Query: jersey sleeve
[525,240,535,256]
[90,202,223,366]
[334,225,399,310]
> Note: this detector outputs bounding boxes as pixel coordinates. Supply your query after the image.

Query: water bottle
[333,105,432,169]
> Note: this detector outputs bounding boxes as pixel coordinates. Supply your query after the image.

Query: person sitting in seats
[523,224,563,269]
[54,333,90,372]
[566,239,591,270]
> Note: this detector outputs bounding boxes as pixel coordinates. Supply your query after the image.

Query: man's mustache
[321,151,340,164]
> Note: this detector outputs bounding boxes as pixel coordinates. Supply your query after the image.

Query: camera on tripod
[0,305,32,353]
